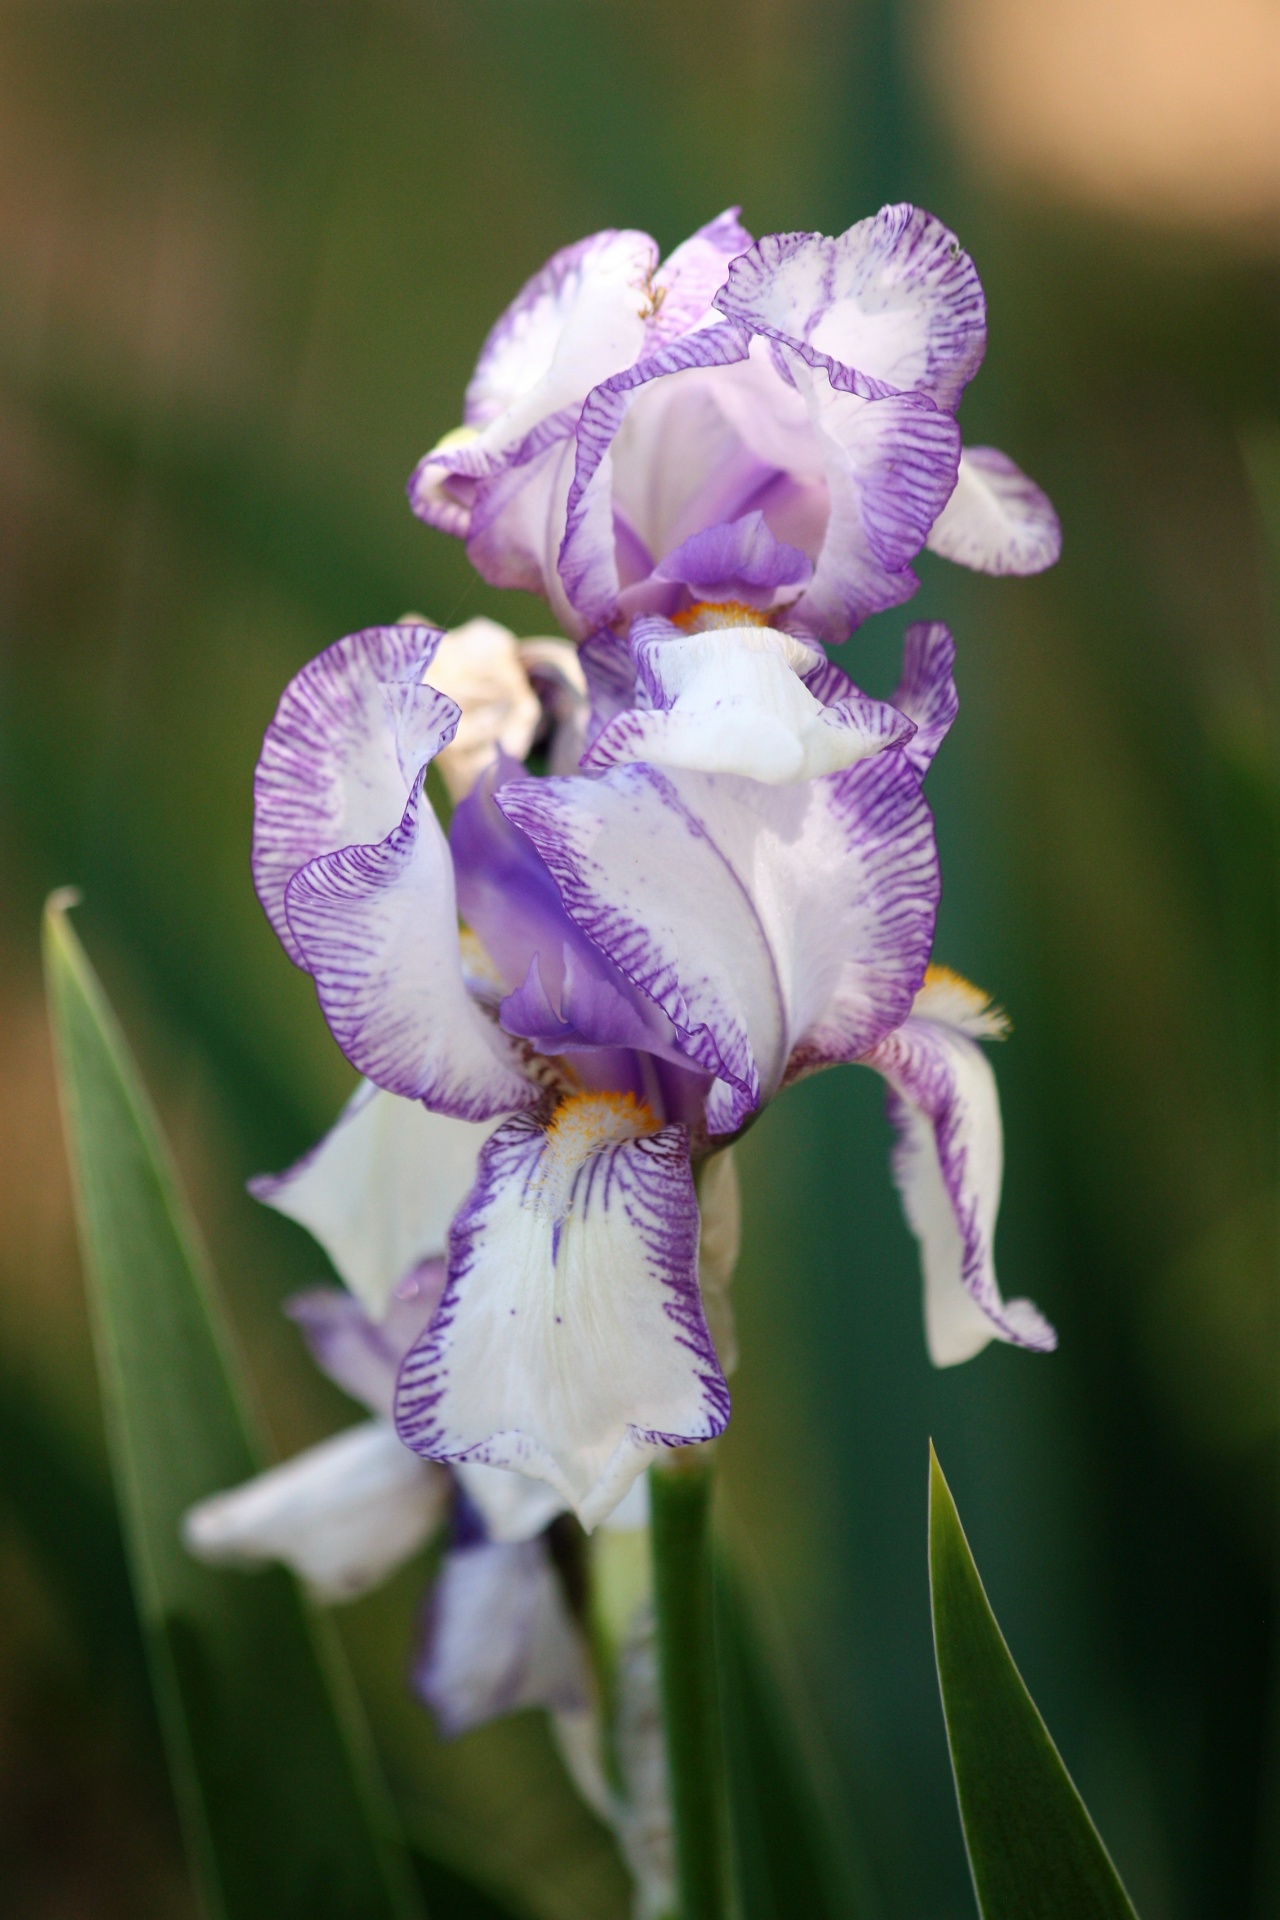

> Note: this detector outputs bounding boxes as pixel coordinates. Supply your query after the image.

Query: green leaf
[43,892,424,1920]
[928,1446,1139,1920]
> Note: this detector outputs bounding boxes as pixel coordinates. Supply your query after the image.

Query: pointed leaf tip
[928,1447,1140,1920]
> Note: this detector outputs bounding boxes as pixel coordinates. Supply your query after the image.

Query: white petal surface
[415,1537,589,1737]
[285,777,534,1120]
[926,446,1062,575]
[862,980,1055,1363]
[584,623,913,784]
[423,617,541,800]
[182,1422,447,1603]
[251,1082,493,1318]
[253,624,453,963]
[453,1462,566,1544]
[396,1101,728,1529]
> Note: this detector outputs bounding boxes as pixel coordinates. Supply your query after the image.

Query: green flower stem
[649,1446,731,1920]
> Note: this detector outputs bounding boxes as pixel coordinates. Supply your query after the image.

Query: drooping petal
[421,617,542,800]
[713,207,987,410]
[583,619,914,784]
[414,1536,589,1737]
[395,1096,728,1528]
[285,1268,445,1416]
[285,776,536,1121]
[861,969,1056,1364]
[182,1422,447,1603]
[253,624,453,963]
[252,1083,491,1317]
[925,445,1062,575]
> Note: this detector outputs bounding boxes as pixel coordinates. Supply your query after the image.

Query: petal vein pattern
[253,623,454,963]
[395,1106,729,1528]
[285,775,535,1120]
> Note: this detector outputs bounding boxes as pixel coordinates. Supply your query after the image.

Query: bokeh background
[0,2,1276,1916]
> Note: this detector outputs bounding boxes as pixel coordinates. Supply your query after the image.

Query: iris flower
[409,207,1060,647]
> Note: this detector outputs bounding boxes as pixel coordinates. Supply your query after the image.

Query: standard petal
[862,973,1056,1363]
[414,1536,589,1737]
[584,619,914,784]
[285,776,535,1120]
[646,208,754,348]
[395,1098,729,1528]
[251,1082,491,1317]
[925,445,1062,576]
[889,620,959,777]
[422,617,541,800]
[253,624,455,963]
[182,1421,447,1603]
[713,207,986,410]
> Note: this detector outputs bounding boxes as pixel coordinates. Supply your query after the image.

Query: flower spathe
[246,606,1054,1529]
[410,206,1060,645]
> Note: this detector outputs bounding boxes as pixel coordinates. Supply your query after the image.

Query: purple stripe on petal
[926,445,1062,576]
[285,1271,443,1419]
[253,624,453,964]
[284,776,535,1121]
[890,622,958,776]
[395,1108,729,1528]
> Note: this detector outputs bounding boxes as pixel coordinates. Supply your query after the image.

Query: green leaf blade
[43,893,423,1920]
[928,1446,1139,1920]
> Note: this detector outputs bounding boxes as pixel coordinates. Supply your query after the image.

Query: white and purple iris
[185,207,1059,1833]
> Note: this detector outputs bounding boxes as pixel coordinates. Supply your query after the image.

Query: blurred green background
[0,2,1275,1916]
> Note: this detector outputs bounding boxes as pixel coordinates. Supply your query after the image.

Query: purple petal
[889,622,959,777]
[645,208,755,349]
[926,445,1062,575]
[253,624,454,964]
[284,777,536,1121]
[414,1537,589,1736]
[285,1269,444,1419]
[395,1104,728,1527]
[863,1007,1056,1362]
[652,511,811,604]
[713,207,986,411]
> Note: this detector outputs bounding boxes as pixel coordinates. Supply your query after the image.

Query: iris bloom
[409,207,1060,647]
[238,601,1052,1536]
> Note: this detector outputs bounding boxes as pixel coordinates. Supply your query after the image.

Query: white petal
[396,1099,728,1529]
[252,1082,493,1319]
[584,623,912,784]
[416,1537,589,1737]
[182,1423,447,1603]
[926,446,1061,576]
[423,617,541,800]
[862,999,1055,1363]
[453,1461,566,1543]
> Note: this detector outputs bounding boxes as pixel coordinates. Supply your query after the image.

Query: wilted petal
[285,776,535,1120]
[251,1082,491,1318]
[714,207,987,409]
[395,1097,728,1528]
[182,1422,447,1603]
[414,1536,589,1737]
[862,968,1056,1363]
[253,624,453,963]
[584,619,914,784]
[926,446,1061,576]
[423,617,542,799]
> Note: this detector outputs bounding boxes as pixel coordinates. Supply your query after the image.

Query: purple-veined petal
[926,445,1062,575]
[862,968,1056,1363]
[464,437,586,633]
[252,1082,492,1318]
[414,1536,589,1737]
[713,207,987,410]
[559,319,755,634]
[782,361,961,643]
[182,1422,448,1603]
[499,765,783,1124]
[517,637,589,775]
[645,208,755,349]
[584,619,914,784]
[285,777,536,1121]
[285,1268,444,1418]
[395,1097,728,1528]
[580,626,639,753]
[887,620,958,777]
[253,624,453,964]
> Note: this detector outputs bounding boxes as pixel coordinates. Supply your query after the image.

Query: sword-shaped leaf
[43,892,423,1920]
[929,1446,1140,1920]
